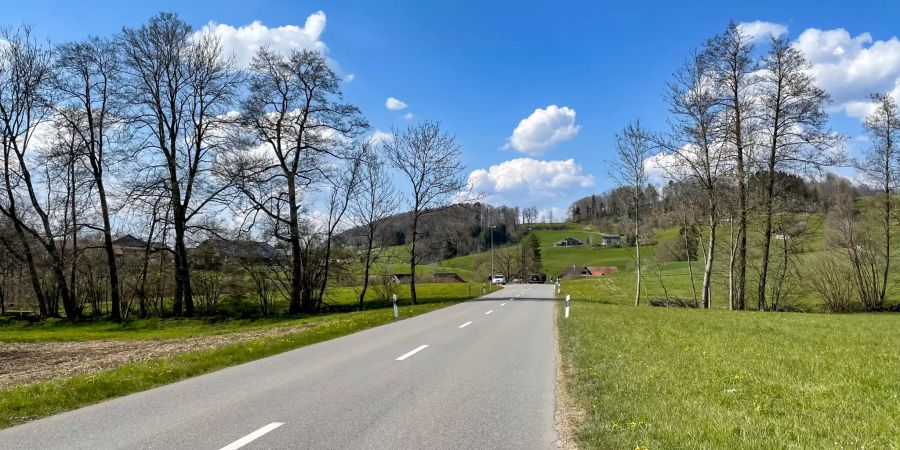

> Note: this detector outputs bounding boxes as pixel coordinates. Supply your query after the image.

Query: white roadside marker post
[393,294,399,319]
[557,282,561,294]
[565,295,570,319]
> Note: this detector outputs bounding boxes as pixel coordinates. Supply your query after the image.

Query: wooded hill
[567,171,873,233]
[338,202,539,264]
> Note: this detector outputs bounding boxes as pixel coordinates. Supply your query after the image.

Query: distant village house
[553,237,584,247]
[601,234,621,246]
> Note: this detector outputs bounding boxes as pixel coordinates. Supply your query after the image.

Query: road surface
[0,284,558,449]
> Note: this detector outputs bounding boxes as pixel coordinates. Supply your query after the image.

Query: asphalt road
[0,283,559,449]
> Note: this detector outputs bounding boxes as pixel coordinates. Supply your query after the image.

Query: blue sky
[8,1,900,218]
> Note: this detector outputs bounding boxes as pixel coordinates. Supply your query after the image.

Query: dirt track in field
[0,325,313,389]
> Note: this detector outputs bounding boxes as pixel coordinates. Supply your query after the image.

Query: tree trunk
[732,77,748,311]
[358,235,374,311]
[14,225,47,317]
[702,206,717,309]
[757,102,781,312]
[634,225,641,307]
[683,223,698,306]
[172,202,193,316]
[881,164,891,308]
[409,214,419,305]
[68,166,78,316]
[96,175,123,320]
[288,229,304,315]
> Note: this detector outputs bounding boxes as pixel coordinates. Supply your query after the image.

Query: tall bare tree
[314,152,364,311]
[120,14,239,316]
[857,93,900,307]
[54,36,126,319]
[705,22,756,310]
[351,145,397,310]
[383,121,466,305]
[231,47,366,314]
[755,36,843,311]
[0,26,83,318]
[612,120,651,306]
[659,50,727,309]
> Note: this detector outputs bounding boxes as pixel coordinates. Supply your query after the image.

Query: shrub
[804,252,856,312]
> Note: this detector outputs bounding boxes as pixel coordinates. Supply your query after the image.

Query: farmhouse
[601,234,621,246]
[193,238,279,267]
[112,234,170,252]
[553,237,585,247]
[558,265,619,280]
[557,265,593,279]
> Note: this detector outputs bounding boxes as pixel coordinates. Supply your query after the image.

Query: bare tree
[0,26,84,318]
[383,121,466,305]
[659,50,728,309]
[755,36,843,311]
[828,187,886,310]
[54,36,127,319]
[313,152,364,311]
[612,120,651,306]
[706,22,756,310]
[230,47,366,314]
[351,145,397,310]
[120,14,239,316]
[856,93,900,307]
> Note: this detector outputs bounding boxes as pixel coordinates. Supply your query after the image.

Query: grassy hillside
[417,223,643,281]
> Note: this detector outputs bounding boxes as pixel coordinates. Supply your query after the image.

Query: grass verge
[557,301,900,448]
[0,301,456,429]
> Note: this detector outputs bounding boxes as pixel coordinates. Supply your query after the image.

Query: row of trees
[0,14,474,320]
[610,22,898,312]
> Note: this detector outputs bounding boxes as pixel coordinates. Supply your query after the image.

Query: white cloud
[197,11,328,68]
[366,129,394,146]
[344,73,355,82]
[467,158,594,208]
[506,105,580,155]
[403,112,415,120]
[737,21,788,43]
[793,27,900,118]
[385,97,409,110]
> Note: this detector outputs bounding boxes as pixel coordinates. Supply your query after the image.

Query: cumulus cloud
[385,97,409,110]
[466,158,594,207]
[403,112,415,120]
[506,105,580,155]
[737,21,788,43]
[366,129,394,146]
[793,27,900,118]
[643,152,681,184]
[197,11,328,68]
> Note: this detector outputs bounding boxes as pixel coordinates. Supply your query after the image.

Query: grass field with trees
[1,9,900,448]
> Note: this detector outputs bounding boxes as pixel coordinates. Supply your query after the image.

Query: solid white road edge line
[459,321,473,328]
[219,422,284,450]
[485,310,494,315]
[396,344,429,361]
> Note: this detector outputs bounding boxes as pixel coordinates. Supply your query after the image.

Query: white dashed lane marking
[396,345,429,361]
[219,422,284,450]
